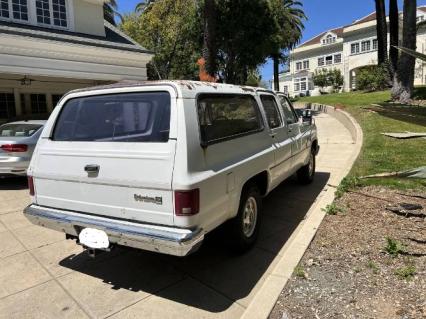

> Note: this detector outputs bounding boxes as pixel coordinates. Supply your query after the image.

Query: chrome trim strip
[24,205,204,256]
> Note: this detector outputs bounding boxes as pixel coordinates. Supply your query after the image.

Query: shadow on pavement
[0,176,28,190]
[59,172,330,312]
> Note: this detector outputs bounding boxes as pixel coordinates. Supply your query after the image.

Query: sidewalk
[0,112,357,319]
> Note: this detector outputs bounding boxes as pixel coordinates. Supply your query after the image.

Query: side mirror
[301,109,313,125]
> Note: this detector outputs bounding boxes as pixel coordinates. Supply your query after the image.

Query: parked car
[0,120,46,177]
[24,81,319,257]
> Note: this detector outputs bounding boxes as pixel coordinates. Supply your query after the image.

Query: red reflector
[28,176,35,196]
[1,144,28,152]
[174,189,200,216]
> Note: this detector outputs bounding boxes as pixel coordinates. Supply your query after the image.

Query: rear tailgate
[31,87,178,226]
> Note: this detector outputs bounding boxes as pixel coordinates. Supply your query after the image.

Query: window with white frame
[294,78,307,92]
[323,34,337,45]
[296,62,302,71]
[325,55,333,65]
[361,40,371,52]
[351,43,360,55]
[282,86,288,94]
[303,60,309,70]
[0,0,68,28]
[372,39,378,50]
[9,0,29,21]
[334,53,342,64]
[318,57,324,66]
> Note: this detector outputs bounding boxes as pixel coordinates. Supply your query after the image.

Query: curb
[241,104,363,319]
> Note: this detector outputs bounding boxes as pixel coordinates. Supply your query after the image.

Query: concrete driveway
[0,112,354,319]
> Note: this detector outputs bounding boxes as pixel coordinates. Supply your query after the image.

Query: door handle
[84,164,100,173]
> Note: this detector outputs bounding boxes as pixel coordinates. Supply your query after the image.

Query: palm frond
[395,46,426,62]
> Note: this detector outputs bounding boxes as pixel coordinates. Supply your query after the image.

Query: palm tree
[135,0,157,14]
[103,0,121,25]
[389,0,399,75]
[202,0,217,79]
[271,0,306,91]
[375,0,387,65]
[392,0,417,103]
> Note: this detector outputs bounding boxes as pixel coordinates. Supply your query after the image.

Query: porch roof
[0,20,152,54]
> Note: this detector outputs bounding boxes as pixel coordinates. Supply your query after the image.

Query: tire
[227,184,262,253]
[297,149,316,185]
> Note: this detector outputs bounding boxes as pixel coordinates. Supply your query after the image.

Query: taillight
[28,176,35,196]
[174,189,200,216]
[1,144,28,152]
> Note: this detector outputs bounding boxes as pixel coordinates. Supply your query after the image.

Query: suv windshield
[0,124,43,137]
[52,92,171,143]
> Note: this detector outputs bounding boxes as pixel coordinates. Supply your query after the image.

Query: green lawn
[298,90,426,190]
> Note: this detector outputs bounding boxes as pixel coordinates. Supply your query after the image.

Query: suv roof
[64,80,276,100]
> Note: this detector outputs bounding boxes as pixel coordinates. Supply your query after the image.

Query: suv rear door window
[197,94,263,145]
[52,92,171,143]
[260,95,282,129]
[278,96,298,124]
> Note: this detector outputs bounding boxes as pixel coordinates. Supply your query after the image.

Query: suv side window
[197,94,263,145]
[260,95,282,129]
[279,96,298,124]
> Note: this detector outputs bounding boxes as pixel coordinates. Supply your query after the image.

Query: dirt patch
[269,187,426,319]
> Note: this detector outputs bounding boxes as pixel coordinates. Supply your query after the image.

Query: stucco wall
[72,0,105,37]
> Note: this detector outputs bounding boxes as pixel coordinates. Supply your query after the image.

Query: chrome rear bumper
[24,205,204,256]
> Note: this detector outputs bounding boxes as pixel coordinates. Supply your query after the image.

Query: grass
[367,260,380,274]
[395,264,416,280]
[298,89,426,190]
[294,265,306,278]
[322,202,345,215]
[384,237,405,257]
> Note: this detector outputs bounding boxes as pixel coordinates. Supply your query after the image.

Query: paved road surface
[0,112,355,319]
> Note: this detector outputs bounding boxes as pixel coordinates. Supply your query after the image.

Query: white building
[0,0,153,122]
[279,6,426,97]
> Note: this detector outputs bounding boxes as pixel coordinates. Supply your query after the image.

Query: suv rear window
[197,94,263,145]
[52,92,171,143]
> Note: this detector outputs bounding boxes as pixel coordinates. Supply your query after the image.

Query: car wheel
[227,184,262,253]
[297,149,316,184]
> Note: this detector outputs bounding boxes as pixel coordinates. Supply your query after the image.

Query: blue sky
[117,0,426,84]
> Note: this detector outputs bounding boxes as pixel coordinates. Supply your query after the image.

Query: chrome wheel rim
[308,153,314,176]
[242,196,258,237]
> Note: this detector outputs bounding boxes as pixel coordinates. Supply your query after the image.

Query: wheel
[227,184,262,253]
[297,149,316,184]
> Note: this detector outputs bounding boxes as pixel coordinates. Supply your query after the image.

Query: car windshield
[52,92,171,143]
[0,124,43,137]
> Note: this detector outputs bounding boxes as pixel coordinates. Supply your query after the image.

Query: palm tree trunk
[273,54,280,91]
[389,0,399,75]
[393,0,417,103]
[202,0,217,79]
[375,0,388,65]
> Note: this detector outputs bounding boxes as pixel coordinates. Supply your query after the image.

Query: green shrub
[395,265,416,280]
[322,202,345,215]
[384,237,405,257]
[335,176,360,199]
[356,65,389,92]
[313,68,344,90]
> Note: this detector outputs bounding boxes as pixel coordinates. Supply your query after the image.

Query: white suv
[24,81,319,256]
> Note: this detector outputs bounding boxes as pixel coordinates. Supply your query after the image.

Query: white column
[46,93,53,113]
[13,88,22,116]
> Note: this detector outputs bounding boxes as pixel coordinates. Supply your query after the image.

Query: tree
[392,0,417,103]
[269,0,306,91]
[120,0,202,80]
[215,0,277,84]
[103,0,121,26]
[375,0,388,65]
[389,0,399,75]
[202,0,218,79]
[135,0,157,14]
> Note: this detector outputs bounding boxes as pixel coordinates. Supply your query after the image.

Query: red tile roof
[351,12,376,26]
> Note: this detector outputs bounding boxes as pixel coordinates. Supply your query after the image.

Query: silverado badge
[134,194,163,205]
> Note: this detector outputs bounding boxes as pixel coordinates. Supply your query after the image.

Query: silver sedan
[0,120,46,176]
